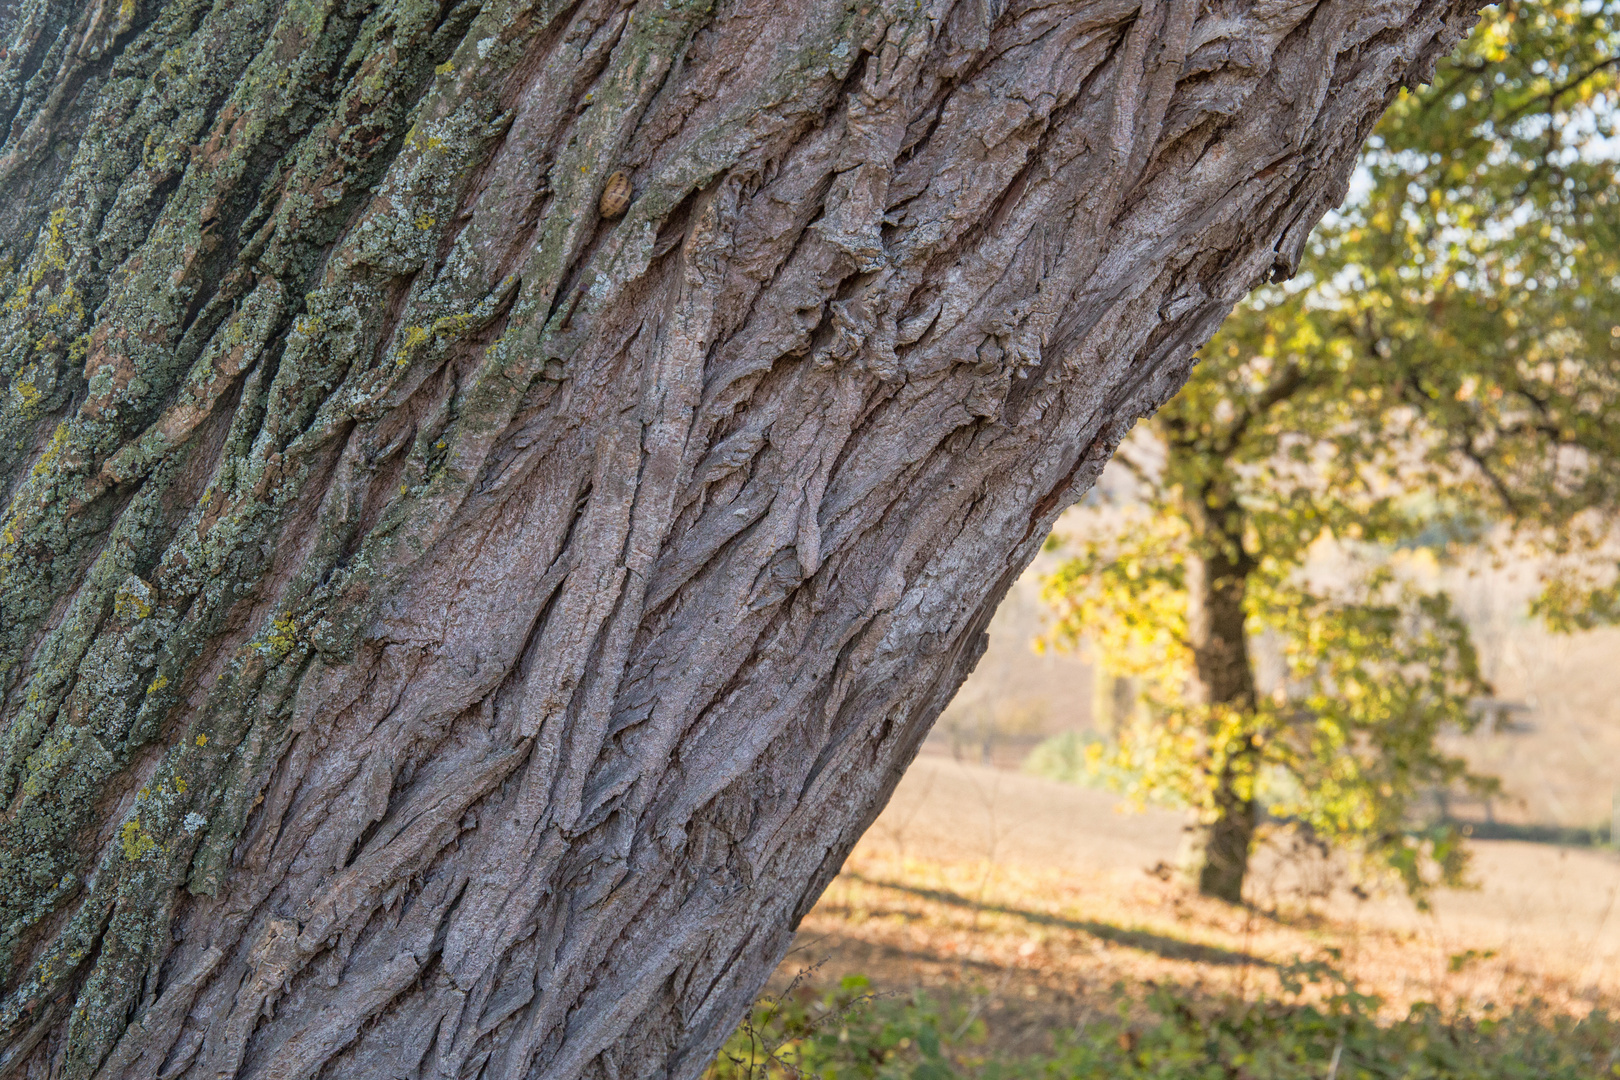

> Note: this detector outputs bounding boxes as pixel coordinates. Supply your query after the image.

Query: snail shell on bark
[598,171,631,218]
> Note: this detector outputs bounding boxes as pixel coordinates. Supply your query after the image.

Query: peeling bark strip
[0,0,1477,1072]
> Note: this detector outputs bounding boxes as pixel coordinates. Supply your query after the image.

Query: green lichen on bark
[0,0,750,1065]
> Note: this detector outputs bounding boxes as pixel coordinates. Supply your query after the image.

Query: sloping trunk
[0,0,1478,1075]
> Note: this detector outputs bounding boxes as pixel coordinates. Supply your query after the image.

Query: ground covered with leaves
[707,849,1620,1079]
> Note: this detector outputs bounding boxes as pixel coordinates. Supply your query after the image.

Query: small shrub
[1022,731,1132,792]
[711,962,1620,1080]
[708,974,974,1080]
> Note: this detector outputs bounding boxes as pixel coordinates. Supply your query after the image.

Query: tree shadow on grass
[844,872,1273,969]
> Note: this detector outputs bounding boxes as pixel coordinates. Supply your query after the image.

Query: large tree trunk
[0,0,1478,1074]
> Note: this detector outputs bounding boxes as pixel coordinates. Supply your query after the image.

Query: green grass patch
[708,963,1620,1080]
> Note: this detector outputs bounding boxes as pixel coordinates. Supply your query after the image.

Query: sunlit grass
[716,848,1620,1077]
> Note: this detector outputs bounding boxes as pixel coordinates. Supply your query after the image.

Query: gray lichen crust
[0,0,1479,1075]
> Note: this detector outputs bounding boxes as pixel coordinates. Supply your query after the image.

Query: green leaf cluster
[1240,0,1620,599]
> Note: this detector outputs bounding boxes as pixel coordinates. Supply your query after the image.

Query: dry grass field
[768,757,1620,1059]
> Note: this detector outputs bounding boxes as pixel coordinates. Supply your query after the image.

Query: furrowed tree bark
[0,0,1479,1074]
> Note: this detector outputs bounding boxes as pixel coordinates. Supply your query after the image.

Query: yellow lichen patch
[39,209,69,273]
[431,310,481,337]
[395,325,431,367]
[264,613,299,656]
[415,213,437,230]
[10,379,41,413]
[7,208,81,318]
[19,735,73,801]
[407,128,445,152]
[195,734,208,747]
[141,129,168,169]
[119,819,158,862]
[147,674,169,694]
[113,576,155,620]
[42,284,82,319]
[31,422,68,477]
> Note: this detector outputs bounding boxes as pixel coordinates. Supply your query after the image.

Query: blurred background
[931,495,1620,837]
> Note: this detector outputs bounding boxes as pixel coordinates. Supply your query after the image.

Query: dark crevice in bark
[0,12,127,197]
[0,0,77,149]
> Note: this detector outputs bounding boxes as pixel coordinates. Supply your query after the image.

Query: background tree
[1041,0,1620,905]
[1043,509,1493,903]
[0,0,1487,1075]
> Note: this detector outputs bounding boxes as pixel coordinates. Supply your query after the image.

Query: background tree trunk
[1181,479,1261,903]
[0,0,1479,1074]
